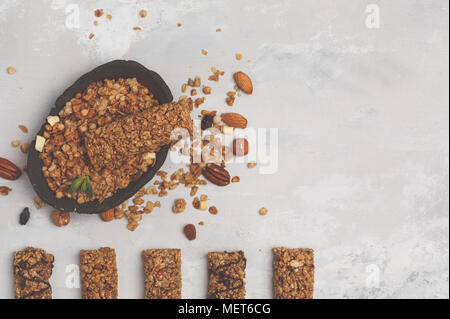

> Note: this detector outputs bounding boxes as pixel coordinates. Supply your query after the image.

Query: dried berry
[201,114,213,130]
[19,207,30,225]
[184,224,196,241]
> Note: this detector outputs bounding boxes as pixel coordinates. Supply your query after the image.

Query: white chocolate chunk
[35,135,46,152]
[47,115,60,126]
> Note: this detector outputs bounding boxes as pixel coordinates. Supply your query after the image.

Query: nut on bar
[84,99,193,171]
[80,247,118,299]
[142,249,182,299]
[207,251,246,299]
[273,247,314,299]
[13,247,54,299]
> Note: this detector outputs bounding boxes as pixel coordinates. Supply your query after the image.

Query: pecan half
[202,163,230,186]
[0,157,22,181]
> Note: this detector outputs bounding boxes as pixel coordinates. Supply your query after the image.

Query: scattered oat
[235,53,243,60]
[201,49,208,56]
[248,162,257,168]
[18,125,28,133]
[194,76,201,87]
[181,83,188,93]
[140,9,148,18]
[11,140,20,148]
[190,89,197,96]
[34,196,44,210]
[208,206,218,215]
[259,207,268,216]
[7,67,16,74]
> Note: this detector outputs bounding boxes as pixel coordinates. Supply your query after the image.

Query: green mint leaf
[69,177,84,195]
[84,177,93,198]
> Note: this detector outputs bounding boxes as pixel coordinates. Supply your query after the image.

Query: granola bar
[273,247,314,299]
[84,99,193,171]
[142,249,182,299]
[207,251,246,299]
[80,247,118,299]
[13,247,54,299]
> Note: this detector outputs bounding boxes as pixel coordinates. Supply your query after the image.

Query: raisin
[183,224,196,240]
[19,207,30,225]
[201,114,213,130]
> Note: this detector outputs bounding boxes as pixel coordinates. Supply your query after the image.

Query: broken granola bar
[84,99,193,171]
[207,251,246,299]
[273,247,314,299]
[13,247,54,299]
[142,249,182,299]
[80,247,118,299]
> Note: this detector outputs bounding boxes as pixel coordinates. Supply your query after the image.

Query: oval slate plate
[27,60,173,214]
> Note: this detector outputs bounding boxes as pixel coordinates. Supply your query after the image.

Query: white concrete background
[0,0,448,299]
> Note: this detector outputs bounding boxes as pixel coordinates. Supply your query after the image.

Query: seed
[19,207,30,225]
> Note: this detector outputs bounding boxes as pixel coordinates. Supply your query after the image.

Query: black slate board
[27,60,173,214]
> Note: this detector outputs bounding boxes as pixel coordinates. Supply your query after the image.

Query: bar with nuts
[142,249,182,299]
[13,247,54,299]
[84,99,193,171]
[272,247,314,299]
[207,251,246,299]
[80,247,118,299]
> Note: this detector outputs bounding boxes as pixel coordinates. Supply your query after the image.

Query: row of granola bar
[13,246,314,299]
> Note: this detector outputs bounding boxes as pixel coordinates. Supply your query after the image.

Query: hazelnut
[52,210,70,227]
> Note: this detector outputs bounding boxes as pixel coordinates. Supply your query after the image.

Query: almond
[234,71,253,94]
[221,113,248,129]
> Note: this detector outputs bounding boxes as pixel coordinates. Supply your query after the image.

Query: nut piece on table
[7,66,16,74]
[0,186,12,196]
[202,163,230,186]
[183,224,196,241]
[233,138,249,156]
[259,207,268,216]
[234,71,253,94]
[52,210,70,227]
[140,10,147,18]
[221,113,248,129]
[0,157,22,181]
[100,209,114,222]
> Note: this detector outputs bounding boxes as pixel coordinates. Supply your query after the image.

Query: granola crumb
[216,28,221,32]
[203,86,212,95]
[7,66,16,74]
[140,10,148,18]
[201,49,208,56]
[0,186,12,196]
[232,176,240,183]
[235,53,243,60]
[190,186,198,197]
[182,83,188,93]
[259,207,268,216]
[190,89,197,96]
[133,26,142,31]
[107,14,112,20]
[11,140,20,148]
[208,206,218,215]
[199,221,205,226]
[89,33,95,39]
[94,20,99,26]
[177,23,182,27]
[94,9,104,17]
[248,162,257,168]
[18,125,28,133]
[34,196,44,210]
[192,197,200,209]
[173,199,187,214]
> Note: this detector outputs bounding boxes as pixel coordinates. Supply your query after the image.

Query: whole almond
[234,71,253,94]
[202,163,230,186]
[100,209,114,222]
[221,113,248,129]
[0,157,22,181]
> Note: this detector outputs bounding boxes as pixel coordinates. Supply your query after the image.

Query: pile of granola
[39,78,161,203]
